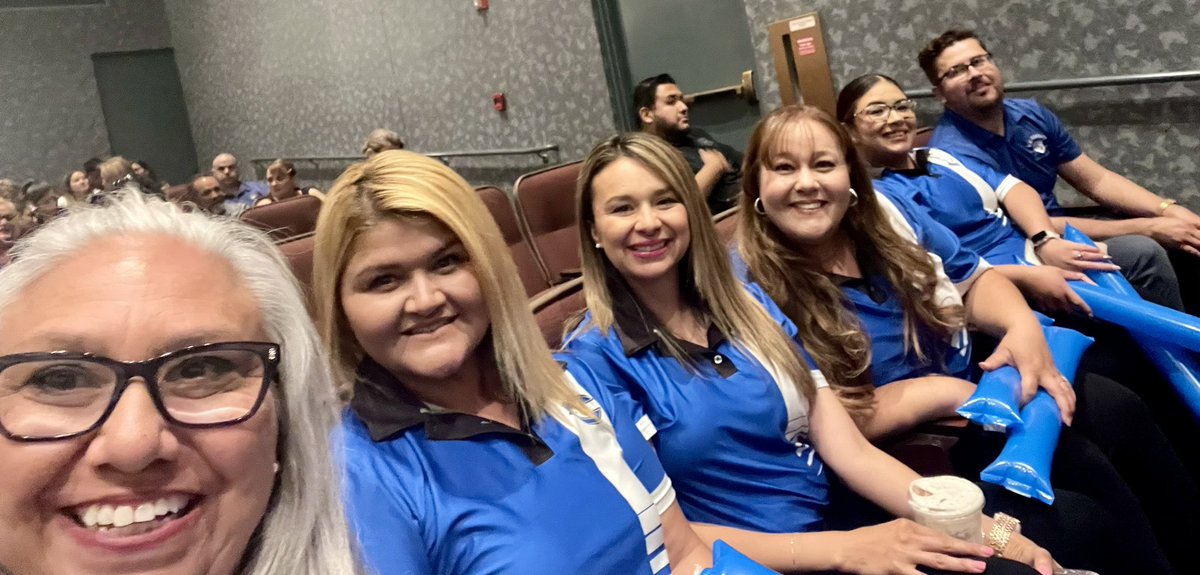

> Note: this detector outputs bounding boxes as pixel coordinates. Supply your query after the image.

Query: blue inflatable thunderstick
[699,541,780,575]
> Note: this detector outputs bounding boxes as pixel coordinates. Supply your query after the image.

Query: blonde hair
[98,156,133,189]
[738,106,965,420]
[573,133,817,405]
[313,150,583,420]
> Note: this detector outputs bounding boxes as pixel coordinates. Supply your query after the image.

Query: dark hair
[631,73,677,125]
[835,74,902,122]
[83,157,102,173]
[266,159,297,178]
[23,181,56,204]
[917,28,988,84]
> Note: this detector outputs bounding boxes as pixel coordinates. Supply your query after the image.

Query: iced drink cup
[908,476,985,544]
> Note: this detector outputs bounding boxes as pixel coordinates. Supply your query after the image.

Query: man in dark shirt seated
[921,28,1199,312]
[633,73,743,214]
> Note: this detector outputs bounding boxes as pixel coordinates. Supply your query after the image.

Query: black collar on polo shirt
[882,148,937,179]
[350,358,554,465]
[608,278,739,378]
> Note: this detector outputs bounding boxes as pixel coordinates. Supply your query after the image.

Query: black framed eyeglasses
[0,342,279,442]
[854,99,918,123]
[938,53,993,84]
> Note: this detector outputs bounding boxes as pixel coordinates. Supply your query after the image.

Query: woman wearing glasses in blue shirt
[0,192,361,574]
[836,75,1200,573]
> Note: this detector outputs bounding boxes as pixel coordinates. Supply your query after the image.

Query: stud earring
[594,242,601,249]
[273,462,280,474]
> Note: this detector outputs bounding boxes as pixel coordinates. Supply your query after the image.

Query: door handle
[683,70,758,104]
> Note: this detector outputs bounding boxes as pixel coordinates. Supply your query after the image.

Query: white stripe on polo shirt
[559,372,672,573]
[635,413,657,441]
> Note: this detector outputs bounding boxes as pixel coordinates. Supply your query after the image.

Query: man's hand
[699,149,731,174]
[1164,203,1200,227]
[1146,216,1200,257]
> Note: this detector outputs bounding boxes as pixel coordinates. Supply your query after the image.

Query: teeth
[632,242,666,252]
[795,202,823,209]
[77,495,190,528]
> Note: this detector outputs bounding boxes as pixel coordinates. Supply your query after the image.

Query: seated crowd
[2,28,1198,575]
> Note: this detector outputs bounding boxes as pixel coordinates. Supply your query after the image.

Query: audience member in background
[98,156,134,191]
[130,159,169,195]
[633,73,743,215]
[176,174,228,215]
[83,157,104,195]
[736,105,1184,573]
[0,198,17,268]
[361,128,405,158]
[0,191,361,575]
[312,150,713,575]
[23,181,61,227]
[61,170,93,205]
[255,159,325,207]
[921,28,1199,314]
[0,180,19,203]
[565,133,1063,575]
[212,153,269,214]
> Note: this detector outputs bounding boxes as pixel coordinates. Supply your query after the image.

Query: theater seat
[476,186,553,297]
[881,418,968,477]
[529,277,586,348]
[240,194,323,241]
[514,161,583,285]
[277,231,316,297]
[712,207,739,246]
[165,183,191,202]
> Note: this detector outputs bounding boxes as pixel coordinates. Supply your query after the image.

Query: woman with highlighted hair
[562,132,1075,575]
[312,150,716,574]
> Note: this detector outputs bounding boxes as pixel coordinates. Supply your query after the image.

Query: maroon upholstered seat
[912,126,935,149]
[277,232,316,297]
[514,161,583,285]
[529,277,586,349]
[476,185,553,297]
[240,194,323,241]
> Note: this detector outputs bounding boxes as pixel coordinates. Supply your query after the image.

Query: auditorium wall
[0,0,172,183]
[161,0,614,185]
[741,0,1200,209]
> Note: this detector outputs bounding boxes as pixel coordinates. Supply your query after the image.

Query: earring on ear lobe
[273,462,280,474]
[594,242,601,249]
[848,187,859,207]
[753,197,766,215]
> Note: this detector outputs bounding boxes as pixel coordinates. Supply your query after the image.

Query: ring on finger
[1073,251,1083,260]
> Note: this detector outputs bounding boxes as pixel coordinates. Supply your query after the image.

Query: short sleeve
[342,442,434,575]
[932,148,1023,204]
[875,190,990,293]
[1031,102,1082,164]
[557,345,656,441]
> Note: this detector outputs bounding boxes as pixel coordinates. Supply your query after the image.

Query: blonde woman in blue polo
[312,150,715,575]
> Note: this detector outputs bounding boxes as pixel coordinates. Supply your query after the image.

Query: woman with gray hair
[0,191,361,575]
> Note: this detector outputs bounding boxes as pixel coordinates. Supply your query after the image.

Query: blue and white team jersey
[931,99,1083,215]
[561,280,831,534]
[341,358,676,575]
[874,147,1033,266]
[843,192,991,384]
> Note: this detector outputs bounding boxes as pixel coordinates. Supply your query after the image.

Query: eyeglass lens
[943,54,992,81]
[0,347,267,439]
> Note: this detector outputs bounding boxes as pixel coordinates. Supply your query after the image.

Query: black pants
[1169,246,1200,316]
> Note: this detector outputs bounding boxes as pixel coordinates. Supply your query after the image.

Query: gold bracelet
[1158,199,1178,216]
[986,512,1020,556]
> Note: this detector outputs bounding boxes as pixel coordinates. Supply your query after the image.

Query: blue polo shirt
[562,280,831,534]
[341,358,676,575]
[931,99,1083,215]
[874,148,1032,266]
[839,192,988,385]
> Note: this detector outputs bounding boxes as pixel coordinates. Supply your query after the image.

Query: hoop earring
[753,197,766,215]
[848,187,859,207]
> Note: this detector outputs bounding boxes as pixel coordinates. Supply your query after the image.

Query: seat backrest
[712,206,740,246]
[912,126,934,149]
[514,161,582,284]
[165,183,191,202]
[240,194,323,241]
[529,277,586,349]
[476,186,552,297]
[277,232,316,296]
